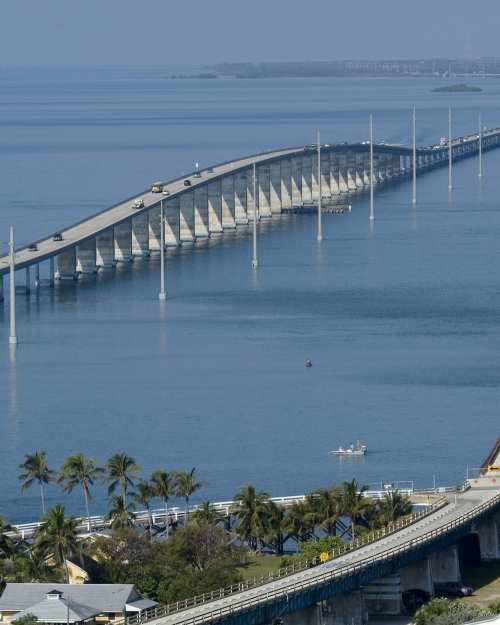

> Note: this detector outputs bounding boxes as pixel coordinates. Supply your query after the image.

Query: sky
[1,0,500,66]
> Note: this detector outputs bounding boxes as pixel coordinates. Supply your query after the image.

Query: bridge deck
[145,487,499,625]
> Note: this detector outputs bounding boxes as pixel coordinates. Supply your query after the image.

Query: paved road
[148,488,499,625]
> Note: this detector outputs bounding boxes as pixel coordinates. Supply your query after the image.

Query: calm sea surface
[1,67,499,522]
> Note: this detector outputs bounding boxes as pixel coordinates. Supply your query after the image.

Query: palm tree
[132,480,155,538]
[105,453,140,504]
[190,501,223,526]
[283,500,316,544]
[150,470,176,536]
[58,454,103,531]
[19,451,55,516]
[175,468,202,520]
[310,487,343,535]
[106,495,135,531]
[263,500,288,555]
[34,505,78,582]
[0,516,15,558]
[232,485,270,551]
[377,490,413,525]
[339,479,374,531]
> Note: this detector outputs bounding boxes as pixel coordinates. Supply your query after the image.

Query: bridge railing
[129,493,500,625]
[119,496,449,625]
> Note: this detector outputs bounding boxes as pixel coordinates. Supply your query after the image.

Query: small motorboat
[305,359,312,368]
[330,441,367,456]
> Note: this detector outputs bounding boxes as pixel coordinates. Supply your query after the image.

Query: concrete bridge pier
[25,267,30,294]
[234,171,249,224]
[364,575,403,616]
[321,591,367,625]
[321,152,330,198]
[76,238,97,274]
[194,186,210,237]
[208,179,223,234]
[270,162,282,214]
[291,155,302,205]
[132,213,150,256]
[400,556,433,595]
[355,153,365,188]
[475,514,500,560]
[283,605,322,625]
[311,153,319,202]
[55,247,77,280]
[96,228,116,269]
[222,176,237,227]
[34,263,40,288]
[180,192,195,243]
[430,545,461,584]
[280,158,292,210]
[148,207,162,252]
[302,155,313,204]
[329,154,340,195]
[347,153,357,191]
[0,275,3,302]
[338,154,349,192]
[165,198,181,246]
[114,220,133,262]
[258,164,272,217]
[246,171,258,221]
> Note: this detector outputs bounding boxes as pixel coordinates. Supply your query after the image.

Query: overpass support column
[258,164,271,217]
[401,557,433,595]
[132,213,150,256]
[114,220,133,262]
[234,171,248,224]
[76,238,97,274]
[321,591,367,625]
[96,228,115,268]
[301,154,313,203]
[284,605,322,625]
[311,152,319,201]
[180,192,195,243]
[246,169,257,221]
[165,197,181,246]
[208,180,223,234]
[347,152,357,191]
[355,153,365,187]
[194,186,209,238]
[291,155,302,205]
[270,162,282,214]
[55,247,77,280]
[362,154,370,186]
[476,515,500,561]
[363,575,403,616]
[221,176,236,228]
[430,545,461,584]
[280,158,292,209]
[330,153,340,195]
[148,207,162,251]
[321,152,330,198]
[338,153,349,192]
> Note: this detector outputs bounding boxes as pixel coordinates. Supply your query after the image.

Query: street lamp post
[448,106,453,191]
[9,226,17,345]
[478,112,483,178]
[369,114,374,220]
[317,129,322,241]
[159,200,166,301]
[251,162,258,268]
[412,106,417,205]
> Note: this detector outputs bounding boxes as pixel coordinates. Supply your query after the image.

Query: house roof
[0,584,140,614]
[14,593,100,624]
[125,599,158,612]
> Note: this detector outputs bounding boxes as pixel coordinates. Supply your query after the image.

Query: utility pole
[369,114,374,220]
[252,162,258,268]
[317,129,323,241]
[159,200,166,301]
[412,106,417,205]
[9,226,17,345]
[478,112,483,178]
[448,106,453,191]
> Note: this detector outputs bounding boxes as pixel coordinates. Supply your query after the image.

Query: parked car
[434,582,473,597]
[53,233,63,242]
[132,198,144,209]
[162,187,170,195]
[184,179,191,187]
[151,182,163,193]
[402,589,431,611]
[28,243,38,252]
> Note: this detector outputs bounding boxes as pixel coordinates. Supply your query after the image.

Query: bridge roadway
[140,486,500,625]
[1,126,500,279]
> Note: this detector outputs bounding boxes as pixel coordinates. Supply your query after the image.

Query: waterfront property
[0,584,157,624]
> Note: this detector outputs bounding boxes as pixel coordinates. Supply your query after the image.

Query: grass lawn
[238,554,284,582]
[462,562,500,608]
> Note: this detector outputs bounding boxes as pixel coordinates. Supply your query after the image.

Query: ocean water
[0,67,499,522]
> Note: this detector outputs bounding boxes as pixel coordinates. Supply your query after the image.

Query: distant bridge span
[1,127,499,293]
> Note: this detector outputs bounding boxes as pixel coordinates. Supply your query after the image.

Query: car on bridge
[53,233,63,242]
[184,179,191,187]
[162,187,170,196]
[132,198,144,209]
[28,243,38,252]
[151,182,163,193]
